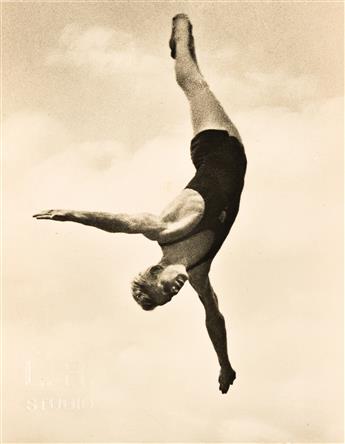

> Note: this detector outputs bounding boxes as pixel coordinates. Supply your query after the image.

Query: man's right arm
[33,209,166,239]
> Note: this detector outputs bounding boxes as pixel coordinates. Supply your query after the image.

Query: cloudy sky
[3,1,344,442]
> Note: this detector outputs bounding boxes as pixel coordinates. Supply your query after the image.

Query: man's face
[149,264,188,306]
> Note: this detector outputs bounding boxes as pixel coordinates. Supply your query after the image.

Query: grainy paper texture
[2,1,344,442]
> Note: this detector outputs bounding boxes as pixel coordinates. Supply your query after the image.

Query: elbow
[205,310,226,336]
[205,306,224,323]
[141,214,166,240]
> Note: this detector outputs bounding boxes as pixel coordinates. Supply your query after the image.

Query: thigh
[188,86,242,142]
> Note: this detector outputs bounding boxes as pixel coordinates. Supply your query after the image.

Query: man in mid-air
[34,14,247,394]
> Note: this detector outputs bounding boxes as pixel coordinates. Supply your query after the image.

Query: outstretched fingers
[33,209,54,219]
[33,209,66,221]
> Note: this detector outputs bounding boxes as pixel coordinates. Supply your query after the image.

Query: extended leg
[170,14,242,141]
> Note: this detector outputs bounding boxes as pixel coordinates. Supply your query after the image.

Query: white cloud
[202,47,318,109]
[46,24,162,75]
[245,69,317,103]
[3,111,69,173]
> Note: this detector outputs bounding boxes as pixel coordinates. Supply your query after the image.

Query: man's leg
[170,14,242,141]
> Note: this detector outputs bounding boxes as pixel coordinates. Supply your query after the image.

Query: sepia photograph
[2,0,344,442]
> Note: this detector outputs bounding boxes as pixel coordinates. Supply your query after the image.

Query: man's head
[131,263,188,310]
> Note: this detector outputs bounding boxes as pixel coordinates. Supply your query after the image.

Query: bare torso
[155,188,215,270]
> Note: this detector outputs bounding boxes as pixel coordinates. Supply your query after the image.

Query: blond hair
[131,267,163,310]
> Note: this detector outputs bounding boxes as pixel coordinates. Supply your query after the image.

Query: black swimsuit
[159,129,247,270]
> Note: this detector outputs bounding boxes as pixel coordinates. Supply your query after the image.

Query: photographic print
[2,1,344,442]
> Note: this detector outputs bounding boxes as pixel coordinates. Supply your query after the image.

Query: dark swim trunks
[160,129,247,270]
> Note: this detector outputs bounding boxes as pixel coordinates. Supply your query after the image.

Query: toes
[173,13,190,22]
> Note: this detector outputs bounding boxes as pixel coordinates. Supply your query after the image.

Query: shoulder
[188,261,219,308]
[188,261,211,293]
[167,188,205,214]
[154,189,205,243]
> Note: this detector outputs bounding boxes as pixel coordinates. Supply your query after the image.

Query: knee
[178,78,209,100]
[175,68,192,89]
[175,64,207,93]
[175,69,188,88]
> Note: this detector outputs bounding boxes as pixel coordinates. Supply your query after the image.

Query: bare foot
[169,13,196,62]
[218,366,236,394]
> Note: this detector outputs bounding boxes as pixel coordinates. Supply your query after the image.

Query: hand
[33,209,68,221]
[218,365,236,394]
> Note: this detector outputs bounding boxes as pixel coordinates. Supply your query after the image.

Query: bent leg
[171,14,242,141]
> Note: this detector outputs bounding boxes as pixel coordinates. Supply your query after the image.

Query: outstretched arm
[33,209,165,239]
[189,263,236,394]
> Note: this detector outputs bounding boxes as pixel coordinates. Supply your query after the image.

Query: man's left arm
[189,264,236,394]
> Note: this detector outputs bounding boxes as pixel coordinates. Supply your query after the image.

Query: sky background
[2,1,344,442]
